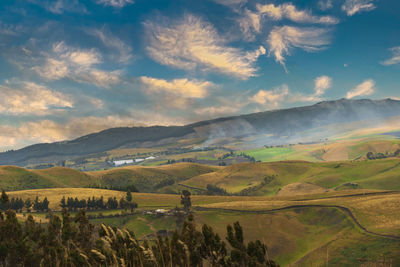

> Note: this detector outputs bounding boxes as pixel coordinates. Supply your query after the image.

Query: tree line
[60,191,138,212]
[0,208,278,266]
[0,190,49,212]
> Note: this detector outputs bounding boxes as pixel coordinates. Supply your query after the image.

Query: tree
[180,190,191,213]
[0,190,9,211]
[60,196,66,209]
[42,197,49,211]
[126,190,133,202]
[25,198,32,212]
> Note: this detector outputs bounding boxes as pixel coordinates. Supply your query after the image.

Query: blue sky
[0,0,399,150]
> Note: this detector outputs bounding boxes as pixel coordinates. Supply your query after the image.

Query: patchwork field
[7,187,400,266]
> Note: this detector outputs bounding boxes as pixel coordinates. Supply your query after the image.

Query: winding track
[194,204,400,240]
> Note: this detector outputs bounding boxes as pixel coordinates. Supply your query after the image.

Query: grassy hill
[0,166,93,191]
[182,158,400,195]
[0,163,219,192]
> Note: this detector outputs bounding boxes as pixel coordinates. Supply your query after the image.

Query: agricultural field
[6,187,400,266]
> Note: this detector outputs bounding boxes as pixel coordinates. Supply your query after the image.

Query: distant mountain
[1,98,400,166]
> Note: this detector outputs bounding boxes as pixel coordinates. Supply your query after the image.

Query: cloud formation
[256,3,338,24]
[346,79,376,98]
[33,42,121,88]
[318,0,333,11]
[0,81,73,115]
[239,3,337,41]
[145,14,265,79]
[342,0,376,16]
[381,46,400,66]
[91,27,133,64]
[251,75,332,108]
[140,76,212,99]
[251,84,290,108]
[97,0,134,8]
[267,26,331,70]
[29,0,87,14]
[314,75,332,96]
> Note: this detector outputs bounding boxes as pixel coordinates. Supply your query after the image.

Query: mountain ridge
[1,98,400,166]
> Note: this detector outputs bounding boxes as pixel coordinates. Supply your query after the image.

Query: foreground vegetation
[0,208,278,267]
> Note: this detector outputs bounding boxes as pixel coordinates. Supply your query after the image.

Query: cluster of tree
[88,183,139,192]
[32,196,50,212]
[60,191,137,212]
[239,153,256,163]
[0,190,49,212]
[366,150,400,160]
[206,184,228,196]
[218,151,234,160]
[167,159,177,164]
[0,208,278,266]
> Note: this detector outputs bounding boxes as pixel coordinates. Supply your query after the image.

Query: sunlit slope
[0,163,218,192]
[243,137,400,162]
[182,158,400,194]
[0,166,93,190]
[88,162,220,193]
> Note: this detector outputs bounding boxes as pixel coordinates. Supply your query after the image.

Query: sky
[0,0,399,150]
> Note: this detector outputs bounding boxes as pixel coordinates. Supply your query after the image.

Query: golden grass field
[7,187,400,266]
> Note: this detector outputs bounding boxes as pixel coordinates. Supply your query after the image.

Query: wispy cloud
[28,0,87,14]
[318,0,333,11]
[33,42,122,88]
[90,27,133,64]
[213,0,247,8]
[96,0,134,8]
[346,79,376,98]
[239,3,337,41]
[140,76,212,99]
[342,0,376,16]
[251,75,332,108]
[0,81,73,115]
[145,14,265,79]
[267,26,331,71]
[381,46,400,66]
[256,3,338,24]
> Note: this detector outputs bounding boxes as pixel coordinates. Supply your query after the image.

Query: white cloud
[256,3,338,24]
[342,0,376,16]
[267,26,331,70]
[314,75,332,96]
[250,76,332,108]
[250,84,290,108]
[33,42,121,88]
[97,0,134,8]
[145,14,265,79]
[346,79,376,99]
[0,81,73,115]
[238,3,337,41]
[91,28,133,64]
[239,9,262,40]
[381,46,400,66]
[139,76,212,99]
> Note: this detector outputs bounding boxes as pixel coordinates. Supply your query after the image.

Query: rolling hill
[2,98,400,166]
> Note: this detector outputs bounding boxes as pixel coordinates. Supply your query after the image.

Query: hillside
[0,163,218,192]
[2,98,400,166]
[2,159,400,196]
[182,158,400,195]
